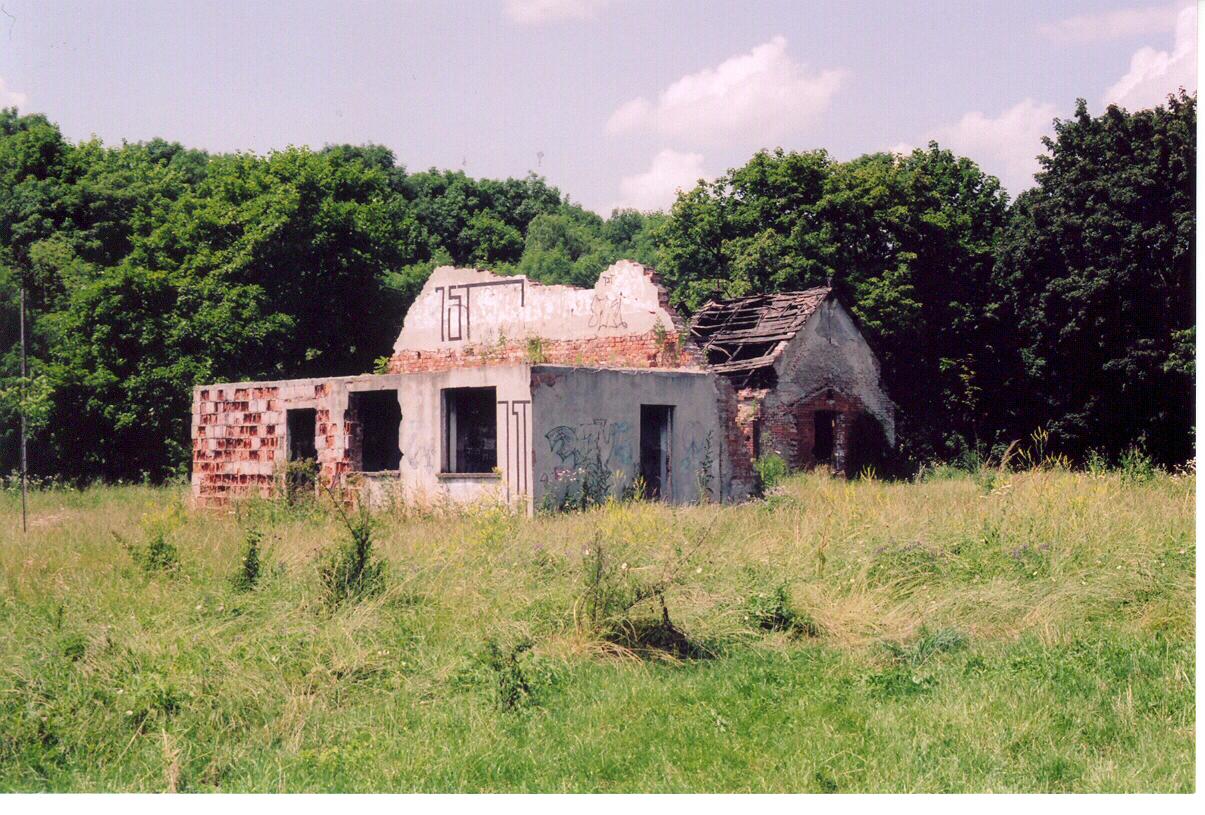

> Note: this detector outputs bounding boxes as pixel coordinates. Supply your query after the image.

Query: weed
[0,470,1194,792]
[541,466,613,512]
[284,459,318,505]
[651,320,678,365]
[754,453,789,494]
[1120,444,1156,483]
[118,528,180,574]
[867,542,942,588]
[318,507,385,607]
[480,638,535,710]
[973,468,997,494]
[58,632,87,662]
[869,627,968,700]
[744,583,819,637]
[231,529,263,592]
[1008,542,1052,579]
[692,432,716,502]
[524,335,547,364]
[575,520,716,658]
[883,626,969,668]
[621,475,648,502]
[1085,448,1110,477]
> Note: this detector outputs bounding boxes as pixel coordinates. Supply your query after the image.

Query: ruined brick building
[191,260,893,511]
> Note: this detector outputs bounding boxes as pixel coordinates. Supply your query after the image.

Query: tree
[994,92,1195,464]
[655,146,1011,464]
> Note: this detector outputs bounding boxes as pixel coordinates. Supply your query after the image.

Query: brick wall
[713,377,758,499]
[757,387,867,475]
[192,381,359,507]
[390,330,703,374]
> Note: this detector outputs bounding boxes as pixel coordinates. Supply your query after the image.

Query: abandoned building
[191,260,894,512]
[690,289,895,477]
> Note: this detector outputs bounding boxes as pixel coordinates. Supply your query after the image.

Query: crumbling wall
[390,260,702,374]
[754,298,894,474]
[713,377,759,501]
[192,383,284,507]
[528,365,741,508]
[191,375,403,507]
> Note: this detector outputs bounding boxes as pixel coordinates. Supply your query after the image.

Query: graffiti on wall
[541,419,632,505]
[437,278,526,342]
[588,291,627,331]
[497,399,531,504]
[587,267,629,331]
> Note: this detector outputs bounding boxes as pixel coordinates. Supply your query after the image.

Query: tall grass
[0,467,1194,791]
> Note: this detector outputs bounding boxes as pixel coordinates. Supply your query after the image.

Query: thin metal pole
[19,283,27,533]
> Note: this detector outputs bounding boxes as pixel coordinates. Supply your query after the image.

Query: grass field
[0,467,1195,792]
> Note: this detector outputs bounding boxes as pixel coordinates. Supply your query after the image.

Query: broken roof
[689,287,831,387]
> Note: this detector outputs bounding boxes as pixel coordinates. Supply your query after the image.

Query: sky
[0,0,1197,214]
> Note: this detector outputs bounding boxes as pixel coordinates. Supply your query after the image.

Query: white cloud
[1104,3,1196,109]
[930,99,1056,193]
[0,77,27,108]
[505,0,610,25]
[609,149,706,213]
[1039,1,1185,43]
[606,36,845,144]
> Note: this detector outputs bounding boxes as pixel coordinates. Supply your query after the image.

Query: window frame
[441,386,499,475]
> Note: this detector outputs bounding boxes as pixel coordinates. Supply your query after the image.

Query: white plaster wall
[394,260,680,352]
[528,366,725,508]
[774,299,896,443]
[396,364,534,511]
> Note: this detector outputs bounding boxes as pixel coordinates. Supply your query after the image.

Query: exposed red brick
[388,330,704,374]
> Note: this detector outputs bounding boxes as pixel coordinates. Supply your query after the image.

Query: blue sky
[0,0,1196,213]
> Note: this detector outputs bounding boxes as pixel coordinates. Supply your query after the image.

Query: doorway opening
[813,410,836,466]
[286,408,317,462]
[350,390,401,472]
[285,407,318,501]
[640,405,674,499]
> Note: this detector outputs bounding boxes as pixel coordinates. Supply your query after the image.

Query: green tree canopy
[655,146,1011,464]
[994,92,1195,464]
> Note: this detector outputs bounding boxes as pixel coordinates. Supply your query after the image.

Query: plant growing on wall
[651,319,678,366]
[525,335,547,364]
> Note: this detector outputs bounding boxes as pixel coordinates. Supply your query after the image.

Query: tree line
[0,92,1194,482]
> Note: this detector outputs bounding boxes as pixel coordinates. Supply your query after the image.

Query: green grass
[0,468,1194,792]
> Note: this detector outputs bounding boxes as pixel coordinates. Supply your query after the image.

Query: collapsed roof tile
[689,287,831,387]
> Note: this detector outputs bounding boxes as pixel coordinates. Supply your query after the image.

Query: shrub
[754,453,789,494]
[284,459,318,505]
[883,626,968,668]
[745,583,819,637]
[480,638,534,711]
[231,529,263,592]
[318,508,386,607]
[1120,444,1156,483]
